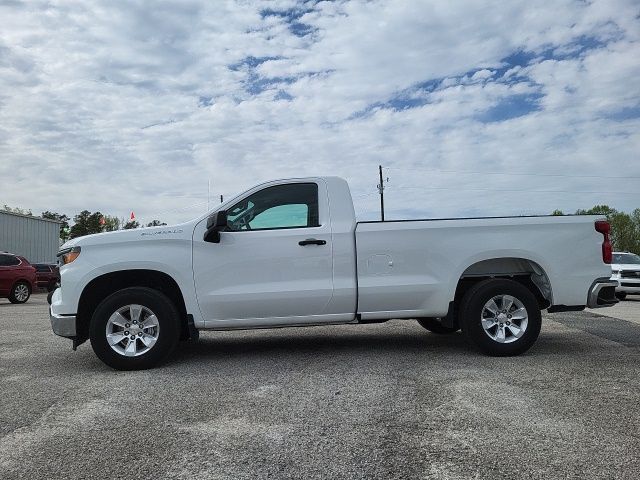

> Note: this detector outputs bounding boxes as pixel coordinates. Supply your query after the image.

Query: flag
[130,212,135,220]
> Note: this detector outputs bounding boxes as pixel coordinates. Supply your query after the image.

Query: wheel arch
[11,278,33,292]
[76,269,190,346]
[442,257,553,329]
[457,257,553,308]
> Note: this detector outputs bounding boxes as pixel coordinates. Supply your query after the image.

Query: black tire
[89,287,181,370]
[47,280,58,293]
[459,279,541,356]
[8,281,31,304]
[616,292,627,301]
[416,317,459,334]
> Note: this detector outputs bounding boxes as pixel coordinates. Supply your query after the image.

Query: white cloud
[0,0,638,225]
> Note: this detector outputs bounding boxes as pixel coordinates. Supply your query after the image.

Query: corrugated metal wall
[0,211,61,263]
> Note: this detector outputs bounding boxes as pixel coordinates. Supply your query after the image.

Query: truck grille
[621,270,640,279]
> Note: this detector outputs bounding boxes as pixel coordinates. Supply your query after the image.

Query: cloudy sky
[1,0,639,225]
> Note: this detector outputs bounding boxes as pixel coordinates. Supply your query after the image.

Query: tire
[615,292,627,301]
[459,279,541,356]
[47,280,58,293]
[89,287,181,370]
[416,317,459,334]
[9,282,31,304]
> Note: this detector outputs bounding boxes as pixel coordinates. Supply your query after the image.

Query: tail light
[595,221,612,264]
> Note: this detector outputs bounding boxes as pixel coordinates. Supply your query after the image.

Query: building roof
[0,209,63,223]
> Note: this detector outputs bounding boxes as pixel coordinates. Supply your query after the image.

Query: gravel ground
[1,294,639,480]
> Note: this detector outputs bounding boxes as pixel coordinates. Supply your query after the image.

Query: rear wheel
[416,317,459,334]
[89,287,180,370]
[460,279,541,356]
[9,282,31,304]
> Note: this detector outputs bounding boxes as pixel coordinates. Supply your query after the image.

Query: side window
[0,254,20,266]
[227,183,319,231]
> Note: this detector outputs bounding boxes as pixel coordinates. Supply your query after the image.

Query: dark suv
[0,252,37,303]
[33,263,60,292]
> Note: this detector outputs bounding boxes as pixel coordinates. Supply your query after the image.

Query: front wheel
[459,279,541,356]
[9,282,31,304]
[89,287,180,370]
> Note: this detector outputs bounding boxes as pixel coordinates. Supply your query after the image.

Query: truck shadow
[171,329,473,364]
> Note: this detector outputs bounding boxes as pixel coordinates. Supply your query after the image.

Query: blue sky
[0,0,639,223]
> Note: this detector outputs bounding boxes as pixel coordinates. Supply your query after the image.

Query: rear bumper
[587,278,618,308]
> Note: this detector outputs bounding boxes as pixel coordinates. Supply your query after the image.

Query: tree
[123,220,140,230]
[69,210,104,238]
[146,220,167,227]
[41,211,71,242]
[551,209,564,216]
[575,205,618,217]
[572,205,640,254]
[102,215,120,232]
[3,205,33,216]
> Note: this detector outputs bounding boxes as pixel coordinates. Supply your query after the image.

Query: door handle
[298,238,327,246]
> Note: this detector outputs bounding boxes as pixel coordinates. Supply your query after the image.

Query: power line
[385,185,640,195]
[383,166,640,180]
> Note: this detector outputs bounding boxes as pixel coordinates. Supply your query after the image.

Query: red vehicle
[33,263,60,292]
[0,252,37,303]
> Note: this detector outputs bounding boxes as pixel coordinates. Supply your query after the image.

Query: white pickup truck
[50,177,617,370]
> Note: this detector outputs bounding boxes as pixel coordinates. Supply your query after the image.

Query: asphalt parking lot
[1,294,639,480]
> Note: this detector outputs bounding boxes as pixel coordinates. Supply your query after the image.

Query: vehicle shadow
[171,329,473,365]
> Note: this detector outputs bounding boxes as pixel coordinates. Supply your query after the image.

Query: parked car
[0,252,37,304]
[610,252,640,300]
[49,176,617,370]
[33,263,60,292]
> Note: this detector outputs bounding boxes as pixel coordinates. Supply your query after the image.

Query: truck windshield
[613,253,640,264]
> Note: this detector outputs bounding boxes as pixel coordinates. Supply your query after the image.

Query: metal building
[0,211,62,263]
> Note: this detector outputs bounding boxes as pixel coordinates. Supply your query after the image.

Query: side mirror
[204,210,228,243]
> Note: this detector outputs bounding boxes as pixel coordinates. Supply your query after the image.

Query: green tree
[575,205,618,217]
[102,215,120,232]
[573,205,640,254]
[551,209,564,216]
[69,210,104,238]
[123,220,140,230]
[146,220,167,227]
[41,211,71,242]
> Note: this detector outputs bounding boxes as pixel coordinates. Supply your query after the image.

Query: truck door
[192,180,341,327]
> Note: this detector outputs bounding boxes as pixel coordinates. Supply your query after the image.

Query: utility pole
[377,165,385,221]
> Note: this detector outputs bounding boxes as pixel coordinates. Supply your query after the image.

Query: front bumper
[50,309,76,337]
[49,288,76,338]
[615,279,640,294]
[587,278,618,308]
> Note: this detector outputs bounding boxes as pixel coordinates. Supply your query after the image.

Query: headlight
[57,246,81,265]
